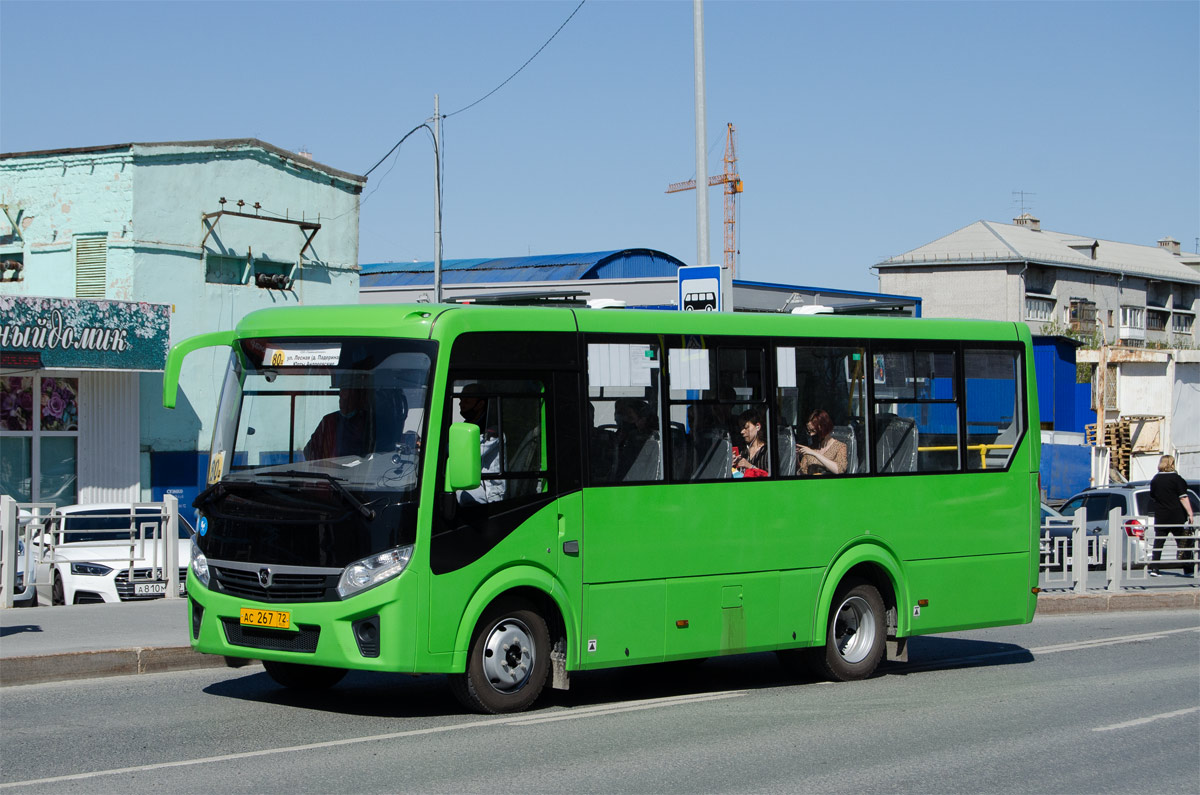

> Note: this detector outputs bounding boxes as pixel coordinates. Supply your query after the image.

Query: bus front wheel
[451,600,550,714]
[263,660,347,690]
[815,577,886,681]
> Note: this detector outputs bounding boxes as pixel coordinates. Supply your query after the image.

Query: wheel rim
[832,595,876,664]
[481,617,535,693]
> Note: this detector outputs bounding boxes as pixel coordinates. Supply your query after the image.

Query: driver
[304,387,372,460]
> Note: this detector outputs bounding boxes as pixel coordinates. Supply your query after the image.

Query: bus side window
[777,344,867,477]
[449,378,549,506]
[585,340,664,484]
[871,347,958,473]
[665,341,768,481]
[964,348,1023,471]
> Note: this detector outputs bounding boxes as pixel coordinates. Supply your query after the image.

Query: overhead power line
[444,0,587,119]
[364,123,431,178]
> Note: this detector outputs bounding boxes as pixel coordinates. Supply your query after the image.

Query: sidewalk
[0,598,230,687]
[2,585,1198,687]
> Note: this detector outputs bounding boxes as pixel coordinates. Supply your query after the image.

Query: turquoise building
[1,139,365,508]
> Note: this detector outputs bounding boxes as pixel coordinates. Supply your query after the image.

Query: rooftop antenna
[1011,190,1036,216]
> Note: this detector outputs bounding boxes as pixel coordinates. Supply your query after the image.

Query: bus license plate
[134,582,168,596]
[240,608,291,630]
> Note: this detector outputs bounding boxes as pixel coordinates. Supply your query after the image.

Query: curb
[0,646,245,687]
[1036,589,1200,614]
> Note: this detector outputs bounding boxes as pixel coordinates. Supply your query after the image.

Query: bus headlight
[337,545,413,599]
[190,539,210,588]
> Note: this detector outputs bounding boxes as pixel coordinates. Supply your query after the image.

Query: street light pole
[433,94,443,304]
[692,0,711,283]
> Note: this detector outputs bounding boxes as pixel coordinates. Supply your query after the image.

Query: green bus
[164,304,1040,713]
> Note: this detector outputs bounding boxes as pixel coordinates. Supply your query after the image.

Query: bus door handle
[562,540,580,555]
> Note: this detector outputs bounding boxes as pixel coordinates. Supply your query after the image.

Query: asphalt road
[2,610,1197,794]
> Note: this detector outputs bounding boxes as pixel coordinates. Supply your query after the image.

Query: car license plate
[239,607,291,630]
[134,582,168,596]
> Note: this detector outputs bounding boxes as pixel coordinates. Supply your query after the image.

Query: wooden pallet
[1085,420,1132,478]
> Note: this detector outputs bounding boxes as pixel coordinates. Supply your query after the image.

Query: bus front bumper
[186,570,419,673]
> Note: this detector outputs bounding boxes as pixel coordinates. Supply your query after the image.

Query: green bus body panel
[444,562,579,673]
[186,567,421,671]
[179,304,1040,678]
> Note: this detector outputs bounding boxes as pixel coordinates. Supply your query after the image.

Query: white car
[31,504,193,605]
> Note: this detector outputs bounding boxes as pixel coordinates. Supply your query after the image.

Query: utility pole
[433,94,443,303]
[692,0,725,309]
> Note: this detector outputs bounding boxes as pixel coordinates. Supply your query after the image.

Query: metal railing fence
[1040,507,1198,593]
[0,495,182,609]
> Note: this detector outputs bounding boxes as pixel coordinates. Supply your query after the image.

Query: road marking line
[1029,626,1199,655]
[1092,706,1200,732]
[0,690,746,790]
[889,625,1199,674]
[506,691,743,725]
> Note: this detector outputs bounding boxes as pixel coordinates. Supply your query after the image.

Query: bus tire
[815,577,886,682]
[450,599,550,714]
[262,660,347,690]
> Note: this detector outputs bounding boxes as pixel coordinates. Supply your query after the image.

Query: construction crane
[666,122,744,274]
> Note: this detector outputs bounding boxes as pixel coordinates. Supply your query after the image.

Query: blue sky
[2,1,1196,292]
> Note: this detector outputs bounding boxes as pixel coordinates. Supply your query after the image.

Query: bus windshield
[208,337,435,500]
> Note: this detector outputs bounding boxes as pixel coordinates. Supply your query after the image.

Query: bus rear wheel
[814,577,886,682]
[451,600,550,714]
[263,660,347,690]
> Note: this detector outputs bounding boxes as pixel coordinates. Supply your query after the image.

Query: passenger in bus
[613,397,659,479]
[303,387,373,460]
[796,409,847,476]
[734,409,769,475]
[456,384,506,505]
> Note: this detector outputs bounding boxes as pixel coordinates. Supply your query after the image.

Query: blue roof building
[361,248,920,315]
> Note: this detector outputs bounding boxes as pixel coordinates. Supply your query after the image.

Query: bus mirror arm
[162,331,237,409]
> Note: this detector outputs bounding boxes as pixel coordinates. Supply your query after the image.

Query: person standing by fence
[1147,455,1196,577]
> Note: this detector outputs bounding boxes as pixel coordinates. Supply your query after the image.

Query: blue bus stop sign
[678,265,722,312]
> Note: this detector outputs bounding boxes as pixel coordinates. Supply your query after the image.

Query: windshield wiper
[266,470,377,521]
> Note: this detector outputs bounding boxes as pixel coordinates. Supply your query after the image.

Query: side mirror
[445,422,482,492]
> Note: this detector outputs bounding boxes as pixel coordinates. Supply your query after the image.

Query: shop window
[0,375,79,505]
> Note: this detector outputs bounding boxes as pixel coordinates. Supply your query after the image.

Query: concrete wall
[878,264,1012,321]
[2,141,365,503]
[1077,348,1200,479]
[0,149,135,297]
[879,260,1196,346]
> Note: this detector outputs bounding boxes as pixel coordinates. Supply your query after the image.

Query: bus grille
[114,568,189,601]
[210,566,336,603]
[221,618,320,653]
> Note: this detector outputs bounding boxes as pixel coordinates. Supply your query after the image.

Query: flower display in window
[40,377,78,431]
[2,377,33,431]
